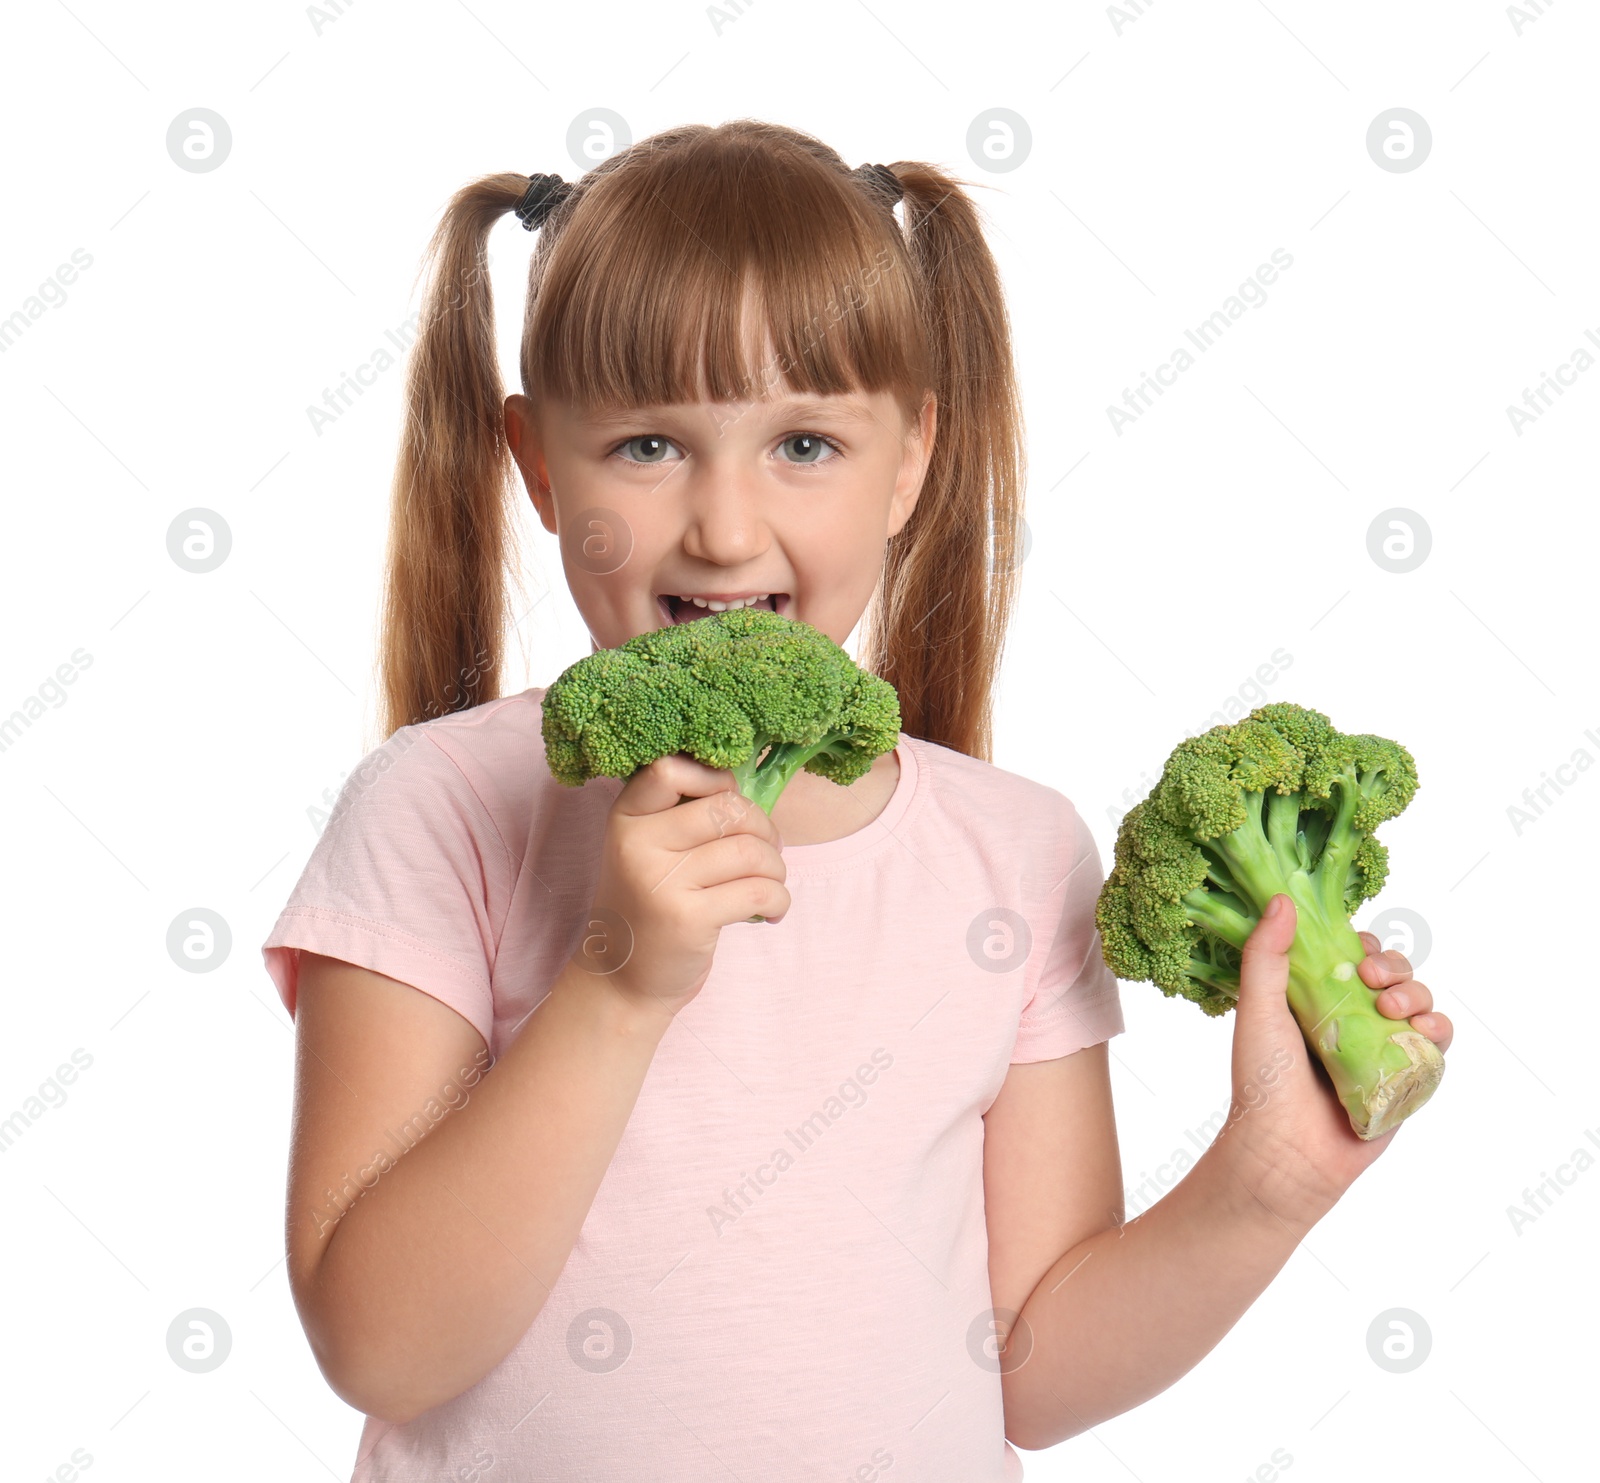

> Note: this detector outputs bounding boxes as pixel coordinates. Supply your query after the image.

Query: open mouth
[657,594,788,626]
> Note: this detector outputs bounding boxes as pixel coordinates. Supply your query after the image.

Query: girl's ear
[505,394,558,534]
[916,392,938,452]
[887,393,937,537]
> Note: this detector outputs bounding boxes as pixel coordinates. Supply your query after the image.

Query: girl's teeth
[679,594,770,611]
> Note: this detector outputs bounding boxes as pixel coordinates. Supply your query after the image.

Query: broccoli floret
[1095,702,1443,1140]
[541,606,901,816]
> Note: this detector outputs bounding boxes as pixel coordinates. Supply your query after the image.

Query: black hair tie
[515,172,572,231]
[852,162,903,207]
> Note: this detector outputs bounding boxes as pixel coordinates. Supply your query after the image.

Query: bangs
[522,139,928,421]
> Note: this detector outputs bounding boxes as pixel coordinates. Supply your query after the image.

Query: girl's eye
[777,433,843,467]
[610,432,844,468]
[615,435,678,465]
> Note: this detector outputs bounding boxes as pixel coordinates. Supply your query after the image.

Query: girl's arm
[995,899,1452,1451]
[286,754,785,1425]
[287,952,670,1425]
[996,1115,1307,1450]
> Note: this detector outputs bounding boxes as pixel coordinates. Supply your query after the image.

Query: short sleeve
[261,725,512,1048]
[1012,797,1126,1064]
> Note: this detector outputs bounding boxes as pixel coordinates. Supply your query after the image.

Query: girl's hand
[1214,895,1453,1234]
[578,753,789,1026]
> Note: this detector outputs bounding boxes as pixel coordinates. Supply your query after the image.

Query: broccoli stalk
[727,729,888,816]
[1095,702,1444,1141]
[541,606,902,920]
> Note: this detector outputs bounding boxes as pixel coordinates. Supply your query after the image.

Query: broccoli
[542,603,901,815]
[1094,701,1443,1141]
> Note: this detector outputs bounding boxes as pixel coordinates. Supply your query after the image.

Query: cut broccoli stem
[732,731,852,815]
[1279,907,1444,1139]
[1203,811,1444,1139]
[725,729,862,924]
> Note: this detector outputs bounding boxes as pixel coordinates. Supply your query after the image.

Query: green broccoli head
[540,606,902,814]
[1095,701,1439,1141]
[1095,702,1419,1017]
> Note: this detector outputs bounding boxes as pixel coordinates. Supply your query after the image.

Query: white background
[1,1,1592,1479]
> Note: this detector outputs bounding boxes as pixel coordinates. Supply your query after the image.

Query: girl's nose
[678,465,769,565]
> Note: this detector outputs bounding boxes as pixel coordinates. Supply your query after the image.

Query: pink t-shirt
[263,687,1124,1482]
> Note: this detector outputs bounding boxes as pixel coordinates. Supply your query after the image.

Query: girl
[264,119,1451,1481]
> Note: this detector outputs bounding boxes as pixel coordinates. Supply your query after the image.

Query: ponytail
[374,172,541,744]
[858,164,1024,762]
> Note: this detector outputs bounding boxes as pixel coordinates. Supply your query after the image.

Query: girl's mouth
[657,594,788,626]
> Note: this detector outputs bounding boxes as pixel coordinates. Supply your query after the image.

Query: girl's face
[504,367,936,653]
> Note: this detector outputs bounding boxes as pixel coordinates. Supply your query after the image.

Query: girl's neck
[767,747,901,847]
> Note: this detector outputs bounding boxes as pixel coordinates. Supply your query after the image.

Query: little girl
[264,119,1451,1481]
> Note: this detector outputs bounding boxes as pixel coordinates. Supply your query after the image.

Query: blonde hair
[376,119,1026,761]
